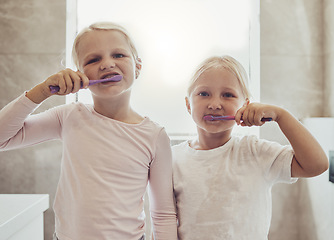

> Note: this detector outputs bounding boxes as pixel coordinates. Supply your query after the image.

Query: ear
[135,58,142,79]
[185,97,191,114]
[243,98,250,106]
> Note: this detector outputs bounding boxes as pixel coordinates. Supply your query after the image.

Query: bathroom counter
[0,194,49,240]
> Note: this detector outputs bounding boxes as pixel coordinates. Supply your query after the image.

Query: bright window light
[66,0,260,139]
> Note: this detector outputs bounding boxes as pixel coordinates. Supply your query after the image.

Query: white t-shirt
[172,135,297,240]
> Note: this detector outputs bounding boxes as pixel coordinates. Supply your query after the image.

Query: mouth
[203,115,236,121]
[203,114,224,121]
[97,73,122,85]
[100,72,120,79]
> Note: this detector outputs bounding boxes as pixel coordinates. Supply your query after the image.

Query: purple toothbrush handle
[259,117,273,122]
[49,75,123,93]
[49,82,86,93]
[49,86,60,93]
[204,115,273,122]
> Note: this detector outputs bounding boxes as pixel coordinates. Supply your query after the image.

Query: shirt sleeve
[252,136,297,184]
[0,93,62,151]
[147,129,178,239]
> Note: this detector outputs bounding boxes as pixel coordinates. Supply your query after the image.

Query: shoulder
[55,102,89,113]
[232,135,282,150]
[226,135,291,163]
[171,141,189,160]
[172,140,189,152]
[235,135,294,167]
[139,117,169,140]
[42,102,92,122]
[45,101,88,112]
[142,117,165,131]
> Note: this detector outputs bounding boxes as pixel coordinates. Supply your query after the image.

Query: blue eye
[199,92,209,97]
[85,58,100,65]
[114,54,125,58]
[223,92,234,98]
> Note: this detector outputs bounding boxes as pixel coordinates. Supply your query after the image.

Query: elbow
[308,157,329,177]
[317,151,330,175]
[320,158,329,175]
[293,155,329,178]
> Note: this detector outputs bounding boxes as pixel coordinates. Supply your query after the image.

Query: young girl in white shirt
[0,22,177,240]
[172,55,328,240]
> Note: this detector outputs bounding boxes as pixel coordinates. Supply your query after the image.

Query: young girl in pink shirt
[0,22,177,240]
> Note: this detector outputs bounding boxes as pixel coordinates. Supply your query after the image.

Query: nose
[100,58,116,71]
[208,97,222,110]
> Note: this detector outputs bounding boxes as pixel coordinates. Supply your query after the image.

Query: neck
[92,94,143,124]
[191,129,232,150]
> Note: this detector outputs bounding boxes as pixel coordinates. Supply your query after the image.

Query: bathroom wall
[260,0,333,239]
[0,0,66,239]
[324,0,334,116]
[0,0,332,240]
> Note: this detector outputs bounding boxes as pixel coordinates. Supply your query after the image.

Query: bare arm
[235,103,329,178]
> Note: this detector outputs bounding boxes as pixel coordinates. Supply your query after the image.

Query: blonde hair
[187,55,251,99]
[72,22,140,69]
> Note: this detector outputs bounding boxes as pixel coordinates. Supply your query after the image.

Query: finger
[76,71,90,89]
[53,72,67,95]
[252,114,262,126]
[249,109,258,126]
[44,75,58,95]
[69,71,82,93]
[241,107,252,126]
[255,112,266,126]
[235,106,246,125]
[62,72,74,94]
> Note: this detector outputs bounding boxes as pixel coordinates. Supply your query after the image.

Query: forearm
[26,82,52,104]
[276,108,328,177]
[149,175,177,239]
[0,94,39,149]
[148,130,178,239]
[25,68,89,104]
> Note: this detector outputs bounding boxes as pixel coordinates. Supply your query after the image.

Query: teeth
[103,74,117,79]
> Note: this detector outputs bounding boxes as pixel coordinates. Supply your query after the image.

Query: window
[66,0,260,139]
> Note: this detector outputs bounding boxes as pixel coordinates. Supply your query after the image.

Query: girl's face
[77,30,140,99]
[186,67,247,135]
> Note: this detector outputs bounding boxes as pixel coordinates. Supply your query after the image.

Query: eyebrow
[112,47,129,52]
[195,84,236,90]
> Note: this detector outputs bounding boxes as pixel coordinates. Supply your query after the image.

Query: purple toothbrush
[203,115,272,122]
[49,75,123,93]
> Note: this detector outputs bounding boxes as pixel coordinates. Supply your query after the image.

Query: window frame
[65,0,260,139]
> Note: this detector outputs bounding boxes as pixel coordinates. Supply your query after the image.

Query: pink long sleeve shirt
[0,94,177,240]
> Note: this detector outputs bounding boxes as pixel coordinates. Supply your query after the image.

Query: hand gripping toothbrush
[49,75,123,94]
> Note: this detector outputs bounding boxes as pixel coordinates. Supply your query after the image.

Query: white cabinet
[0,194,49,240]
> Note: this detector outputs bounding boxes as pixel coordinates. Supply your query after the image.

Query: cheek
[191,100,204,117]
[224,101,244,115]
[232,99,245,109]
[82,66,96,79]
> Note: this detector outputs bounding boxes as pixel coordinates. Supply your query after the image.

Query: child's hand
[45,69,89,95]
[26,69,89,104]
[235,103,280,127]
